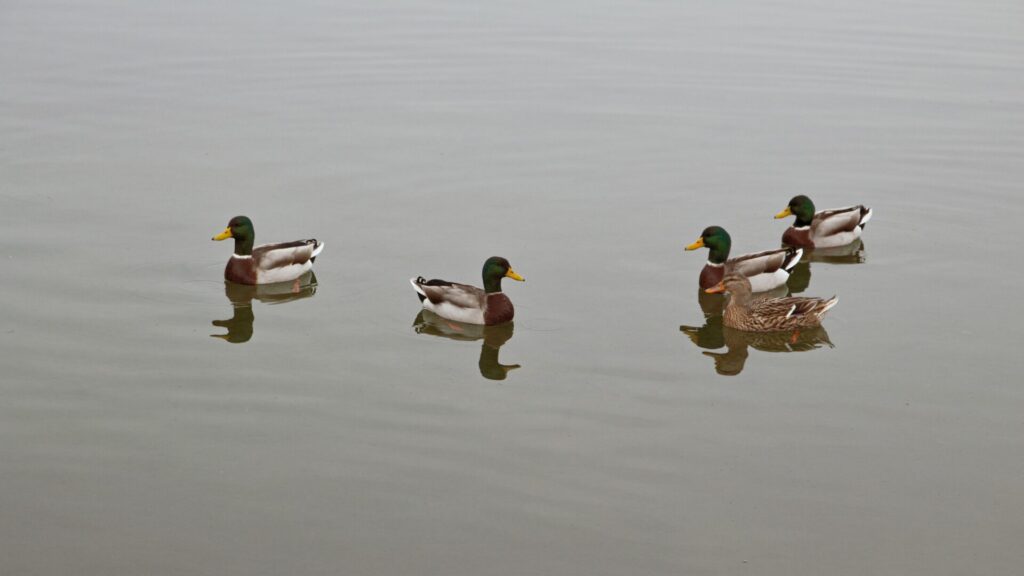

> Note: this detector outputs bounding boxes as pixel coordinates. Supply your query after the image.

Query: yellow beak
[774,206,792,219]
[212,227,233,241]
[505,269,525,282]
[685,237,704,251]
[704,281,726,294]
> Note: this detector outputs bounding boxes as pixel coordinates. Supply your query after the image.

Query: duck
[706,273,838,332]
[774,195,872,249]
[685,226,802,292]
[410,256,524,325]
[211,216,323,285]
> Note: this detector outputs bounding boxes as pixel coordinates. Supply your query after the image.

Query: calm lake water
[3,0,1023,574]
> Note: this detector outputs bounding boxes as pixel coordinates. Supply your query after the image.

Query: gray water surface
[3,1,1024,574]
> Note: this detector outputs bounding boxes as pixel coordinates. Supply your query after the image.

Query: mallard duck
[685,226,802,292]
[706,273,838,331]
[211,216,323,285]
[409,256,524,325]
[774,195,872,248]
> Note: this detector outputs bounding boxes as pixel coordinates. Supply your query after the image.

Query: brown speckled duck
[706,273,838,332]
[212,216,323,285]
[685,226,802,292]
[409,257,525,326]
[774,195,872,249]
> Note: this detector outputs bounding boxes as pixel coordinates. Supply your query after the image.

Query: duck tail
[410,276,427,302]
[782,247,803,271]
[859,207,873,229]
[818,295,839,318]
[310,240,325,261]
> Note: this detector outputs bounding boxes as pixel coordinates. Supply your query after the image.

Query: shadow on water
[211,272,318,343]
[788,240,866,294]
[412,310,520,381]
[682,290,834,376]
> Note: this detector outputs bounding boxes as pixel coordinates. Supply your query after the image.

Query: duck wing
[813,206,866,237]
[728,247,802,276]
[414,278,487,309]
[253,240,321,271]
[750,295,832,319]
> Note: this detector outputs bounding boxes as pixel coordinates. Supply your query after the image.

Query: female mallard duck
[685,226,802,292]
[409,257,524,325]
[211,216,323,285]
[706,273,838,331]
[774,195,873,248]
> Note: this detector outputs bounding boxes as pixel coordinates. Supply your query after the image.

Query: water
[2,0,1023,573]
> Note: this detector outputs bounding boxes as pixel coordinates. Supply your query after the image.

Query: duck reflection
[211,272,318,343]
[682,289,833,376]
[787,240,866,294]
[412,310,521,380]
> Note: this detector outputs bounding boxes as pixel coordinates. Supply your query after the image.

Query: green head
[482,256,525,293]
[212,215,256,255]
[774,195,816,227]
[685,226,732,264]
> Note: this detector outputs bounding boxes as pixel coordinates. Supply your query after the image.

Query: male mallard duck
[211,216,323,285]
[685,226,802,292]
[706,273,838,331]
[409,256,524,325]
[774,195,872,248]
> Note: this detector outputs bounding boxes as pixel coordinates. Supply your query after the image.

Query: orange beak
[704,282,726,294]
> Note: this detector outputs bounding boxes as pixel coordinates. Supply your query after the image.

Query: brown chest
[699,264,726,289]
[225,257,258,285]
[782,227,814,248]
[722,305,750,330]
[483,293,515,326]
